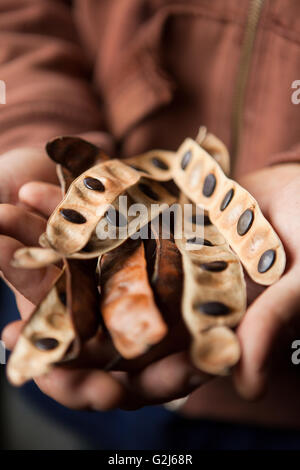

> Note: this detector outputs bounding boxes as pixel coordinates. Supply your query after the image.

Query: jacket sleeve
[0,0,114,154]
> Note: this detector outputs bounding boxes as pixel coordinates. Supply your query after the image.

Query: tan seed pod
[173,138,286,285]
[125,149,175,181]
[99,238,167,359]
[7,270,75,386]
[13,178,177,268]
[8,259,100,386]
[195,126,230,176]
[175,199,246,375]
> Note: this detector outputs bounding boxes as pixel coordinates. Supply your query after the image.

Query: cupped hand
[234,163,300,400]
[1,180,209,410]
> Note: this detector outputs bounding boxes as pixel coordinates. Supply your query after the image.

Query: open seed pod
[7,258,100,386]
[99,238,167,359]
[173,138,286,285]
[125,149,175,181]
[13,177,177,268]
[195,126,230,176]
[174,196,246,375]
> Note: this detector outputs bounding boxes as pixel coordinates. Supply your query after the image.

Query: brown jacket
[0,0,300,176]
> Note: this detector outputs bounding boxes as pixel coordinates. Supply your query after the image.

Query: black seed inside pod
[203,173,216,197]
[220,188,234,211]
[237,209,254,236]
[34,337,59,351]
[200,261,228,272]
[195,301,230,316]
[60,208,86,224]
[138,182,160,201]
[181,150,192,170]
[258,249,276,273]
[105,209,127,227]
[151,157,169,170]
[83,176,105,192]
[186,237,213,246]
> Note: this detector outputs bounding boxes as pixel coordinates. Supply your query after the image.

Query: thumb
[234,268,300,400]
[19,182,62,217]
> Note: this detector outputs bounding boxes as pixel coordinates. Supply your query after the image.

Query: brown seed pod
[99,238,167,359]
[7,270,74,386]
[7,258,100,386]
[125,149,175,181]
[173,138,286,285]
[195,126,230,176]
[46,136,108,177]
[175,197,246,375]
[13,178,177,268]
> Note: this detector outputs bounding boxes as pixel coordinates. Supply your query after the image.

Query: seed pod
[7,270,74,386]
[13,178,176,268]
[175,200,246,375]
[125,149,175,181]
[46,136,107,177]
[99,238,167,359]
[195,126,230,176]
[173,138,286,285]
[7,259,100,386]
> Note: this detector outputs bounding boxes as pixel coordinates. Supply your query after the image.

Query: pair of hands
[1,147,300,412]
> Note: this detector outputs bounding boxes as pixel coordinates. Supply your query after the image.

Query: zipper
[231,0,265,172]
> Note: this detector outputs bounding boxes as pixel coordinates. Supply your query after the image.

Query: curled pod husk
[195,126,230,176]
[175,198,246,375]
[125,149,175,181]
[7,259,100,386]
[99,238,167,359]
[173,138,286,285]
[13,178,177,268]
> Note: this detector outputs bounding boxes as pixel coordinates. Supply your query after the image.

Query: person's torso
[74,0,300,175]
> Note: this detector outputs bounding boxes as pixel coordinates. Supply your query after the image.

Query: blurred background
[1,279,300,450]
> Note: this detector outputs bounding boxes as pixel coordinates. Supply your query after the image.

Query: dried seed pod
[99,238,167,359]
[175,201,246,375]
[45,160,142,255]
[7,270,75,386]
[46,136,108,177]
[13,178,177,268]
[195,126,230,175]
[7,259,100,386]
[125,150,175,181]
[173,138,286,285]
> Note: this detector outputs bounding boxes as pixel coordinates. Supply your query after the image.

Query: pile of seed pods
[7,128,286,385]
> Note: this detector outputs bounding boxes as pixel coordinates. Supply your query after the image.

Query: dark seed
[181,150,192,170]
[138,183,160,201]
[151,157,169,170]
[200,261,228,272]
[203,173,216,197]
[220,188,234,211]
[187,237,213,246]
[58,292,67,305]
[60,208,86,224]
[258,249,276,273]
[190,214,212,226]
[130,164,149,174]
[83,177,105,192]
[34,338,59,351]
[195,301,230,316]
[237,209,254,236]
[105,209,127,227]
